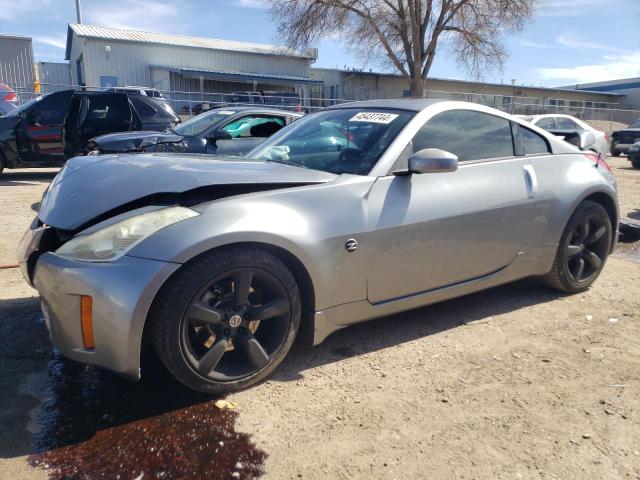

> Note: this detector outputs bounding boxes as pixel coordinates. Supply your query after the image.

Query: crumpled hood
[90,131,184,152]
[39,153,337,230]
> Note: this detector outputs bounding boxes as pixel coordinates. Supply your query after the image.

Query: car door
[79,94,133,147]
[207,114,287,155]
[365,109,536,304]
[17,90,74,165]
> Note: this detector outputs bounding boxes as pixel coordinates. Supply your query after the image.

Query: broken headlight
[56,206,198,262]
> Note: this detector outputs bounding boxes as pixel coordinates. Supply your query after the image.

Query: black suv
[0,89,179,175]
[610,118,640,157]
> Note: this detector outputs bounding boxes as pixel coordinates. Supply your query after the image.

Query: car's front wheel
[543,200,612,293]
[150,247,301,394]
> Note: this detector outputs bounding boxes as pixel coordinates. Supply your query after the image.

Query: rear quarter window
[517,125,551,155]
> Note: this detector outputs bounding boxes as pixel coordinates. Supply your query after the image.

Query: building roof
[0,34,32,42]
[312,67,625,98]
[165,66,323,86]
[329,98,445,111]
[563,77,640,93]
[65,24,314,60]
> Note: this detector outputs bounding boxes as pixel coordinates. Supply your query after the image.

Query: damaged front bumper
[27,249,180,379]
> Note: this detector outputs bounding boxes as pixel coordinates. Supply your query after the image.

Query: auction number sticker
[349,112,399,124]
[217,110,235,115]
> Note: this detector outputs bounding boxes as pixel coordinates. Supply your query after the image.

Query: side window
[86,95,131,121]
[535,117,555,130]
[222,116,285,138]
[412,110,514,162]
[29,93,70,124]
[515,123,551,155]
[130,97,157,119]
[556,117,580,129]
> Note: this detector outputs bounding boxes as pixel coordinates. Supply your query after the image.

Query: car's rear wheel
[150,247,301,394]
[611,148,621,157]
[543,200,612,293]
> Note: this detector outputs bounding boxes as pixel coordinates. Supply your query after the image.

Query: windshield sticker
[349,112,399,124]
[216,110,235,115]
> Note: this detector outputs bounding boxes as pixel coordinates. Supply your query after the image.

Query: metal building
[64,24,320,98]
[0,34,35,89]
[36,61,71,90]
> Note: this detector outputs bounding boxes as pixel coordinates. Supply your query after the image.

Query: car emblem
[229,314,242,328]
[345,238,358,252]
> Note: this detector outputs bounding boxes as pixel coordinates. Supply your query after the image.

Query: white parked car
[518,114,608,158]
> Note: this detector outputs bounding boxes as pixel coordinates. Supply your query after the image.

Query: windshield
[173,109,237,136]
[247,108,414,175]
[628,118,640,128]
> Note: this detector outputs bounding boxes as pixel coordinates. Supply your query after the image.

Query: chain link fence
[5,82,639,133]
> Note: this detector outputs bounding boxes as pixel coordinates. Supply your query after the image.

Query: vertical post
[76,0,84,23]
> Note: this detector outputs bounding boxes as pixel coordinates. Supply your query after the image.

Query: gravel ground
[0,157,638,480]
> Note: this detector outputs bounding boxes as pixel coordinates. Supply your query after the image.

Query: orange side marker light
[80,295,95,349]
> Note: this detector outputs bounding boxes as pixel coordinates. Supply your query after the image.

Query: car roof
[328,98,446,112]
[217,106,302,116]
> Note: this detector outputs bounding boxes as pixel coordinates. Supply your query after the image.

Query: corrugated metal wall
[0,36,35,88]
[37,62,71,88]
[73,37,311,89]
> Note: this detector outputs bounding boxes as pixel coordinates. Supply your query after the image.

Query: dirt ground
[0,157,638,480]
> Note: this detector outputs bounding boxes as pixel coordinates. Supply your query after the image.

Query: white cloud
[537,51,640,83]
[556,33,631,55]
[84,0,185,32]
[33,35,66,50]
[236,0,270,7]
[538,0,623,16]
[0,0,55,21]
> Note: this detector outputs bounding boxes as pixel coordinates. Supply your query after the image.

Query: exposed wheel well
[141,242,317,364]
[583,192,618,251]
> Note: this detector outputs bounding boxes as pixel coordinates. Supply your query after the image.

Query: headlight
[56,206,198,262]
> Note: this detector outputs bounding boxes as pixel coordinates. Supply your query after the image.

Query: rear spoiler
[547,129,596,151]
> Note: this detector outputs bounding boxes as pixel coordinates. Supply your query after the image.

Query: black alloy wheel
[180,267,292,382]
[150,247,301,394]
[564,215,609,284]
[543,200,612,293]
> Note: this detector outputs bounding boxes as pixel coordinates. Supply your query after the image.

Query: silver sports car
[18,99,618,393]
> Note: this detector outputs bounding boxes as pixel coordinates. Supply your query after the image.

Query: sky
[0,0,638,88]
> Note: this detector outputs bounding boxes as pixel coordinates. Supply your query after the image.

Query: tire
[150,246,301,394]
[543,201,612,293]
[0,152,4,176]
[611,148,621,157]
[632,161,640,169]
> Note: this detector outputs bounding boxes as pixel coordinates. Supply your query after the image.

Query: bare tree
[271,0,535,96]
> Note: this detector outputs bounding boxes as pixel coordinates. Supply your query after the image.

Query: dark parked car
[627,141,640,168]
[610,118,640,156]
[0,89,179,175]
[88,107,302,156]
[224,91,302,111]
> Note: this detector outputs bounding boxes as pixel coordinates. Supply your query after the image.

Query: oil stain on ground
[28,354,266,479]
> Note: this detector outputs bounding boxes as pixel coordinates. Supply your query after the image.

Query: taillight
[605,133,609,142]
[584,152,611,172]
[3,91,16,102]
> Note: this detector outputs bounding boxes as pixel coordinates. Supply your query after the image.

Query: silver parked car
[19,99,618,393]
[518,114,609,158]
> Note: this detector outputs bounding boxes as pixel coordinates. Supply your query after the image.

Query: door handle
[523,165,538,199]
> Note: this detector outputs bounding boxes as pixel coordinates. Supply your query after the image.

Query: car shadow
[0,170,58,187]
[0,277,561,462]
[273,278,561,381]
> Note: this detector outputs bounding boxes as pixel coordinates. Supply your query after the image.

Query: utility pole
[75,0,83,23]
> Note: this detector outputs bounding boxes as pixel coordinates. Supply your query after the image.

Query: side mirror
[406,148,458,174]
[206,130,232,145]
[579,131,596,150]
